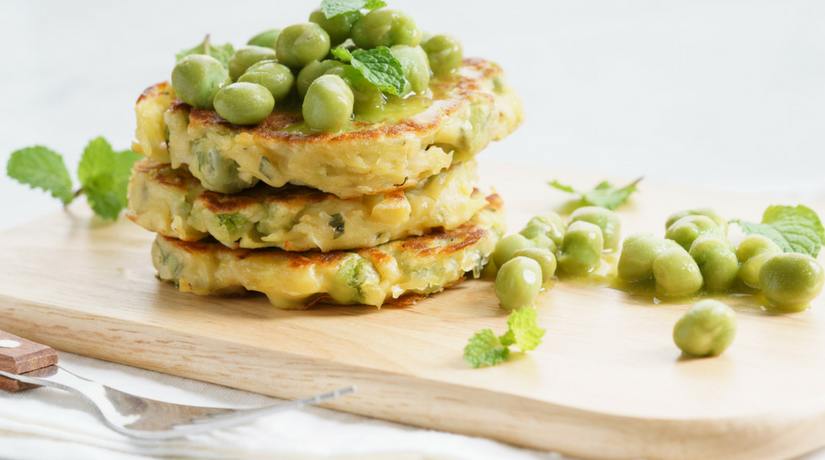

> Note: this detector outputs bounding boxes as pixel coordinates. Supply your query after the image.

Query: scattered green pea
[493,234,536,269]
[522,212,566,246]
[511,248,557,288]
[171,54,230,109]
[302,75,354,132]
[238,61,294,104]
[351,8,422,49]
[214,82,275,125]
[737,234,783,288]
[557,221,604,275]
[689,236,738,292]
[276,23,331,69]
[297,60,344,97]
[673,299,737,357]
[665,208,728,234]
[759,253,825,312]
[247,29,281,49]
[228,46,278,82]
[617,233,679,282]
[665,215,725,251]
[309,9,362,46]
[390,45,431,95]
[652,246,704,297]
[422,34,463,76]
[495,257,542,311]
[569,206,621,252]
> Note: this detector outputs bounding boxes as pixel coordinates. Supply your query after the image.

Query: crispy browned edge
[130,158,480,215]
[140,58,503,144]
[155,193,502,308]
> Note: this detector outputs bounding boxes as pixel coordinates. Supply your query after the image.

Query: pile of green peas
[617,207,824,312]
[491,206,621,311]
[170,5,464,132]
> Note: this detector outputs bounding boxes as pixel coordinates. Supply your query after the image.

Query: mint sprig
[345,47,406,96]
[6,137,140,221]
[464,308,546,368]
[7,146,74,204]
[731,205,824,258]
[321,0,386,19]
[175,35,235,69]
[549,177,642,210]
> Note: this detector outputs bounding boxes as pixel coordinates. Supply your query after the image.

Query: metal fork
[0,366,355,439]
[0,330,355,439]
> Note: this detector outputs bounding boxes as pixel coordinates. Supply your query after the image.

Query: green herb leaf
[463,329,510,368]
[329,213,346,239]
[321,0,386,19]
[350,47,406,96]
[549,177,642,210]
[77,137,141,220]
[7,146,75,204]
[731,205,824,258]
[175,35,235,69]
[500,308,546,352]
[331,47,353,62]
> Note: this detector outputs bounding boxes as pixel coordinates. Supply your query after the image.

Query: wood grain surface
[1,161,824,460]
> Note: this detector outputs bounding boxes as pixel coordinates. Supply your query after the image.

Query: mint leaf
[331,47,353,62]
[731,205,824,258]
[7,146,74,204]
[176,35,235,69]
[321,0,386,19]
[463,329,510,368]
[500,308,545,352]
[549,177,642,210]
[350,47,406,96]
[78,137,140,220]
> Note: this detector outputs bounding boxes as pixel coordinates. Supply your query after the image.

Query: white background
[0,1,823,459]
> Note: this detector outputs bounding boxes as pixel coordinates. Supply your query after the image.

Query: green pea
[557,221,604,275]
[492,234,536,269]
[617,233,679,282]
[309,9,363,46]
[529,234,557,254]
[759,253,825,312]
[247,29,281,49]
[665,215,725,251]
[688,236,738,292]
[421,34,463,76]
[737,234,783,288]
[494,257,542,311]
[214,82,275,125]
[511,248,556,288]
[297,60,344,97]
[329,253,376,304]
[673,299,737,357]
[227,46,278,82]
[666,208,728,234]
[390,45,430,95]
[325,65,385,118]
[171,54,230,109]
[238,61,294,104]
[522,212,566,246]
[652,246,704,297]
[276,23,331,69]
[302,75,354,132]
[351,8,422,49]
[569,206,621,252]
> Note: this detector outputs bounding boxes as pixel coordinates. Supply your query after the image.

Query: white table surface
[1,1,824,459]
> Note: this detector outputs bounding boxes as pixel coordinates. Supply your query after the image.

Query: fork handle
[0,330,59,392]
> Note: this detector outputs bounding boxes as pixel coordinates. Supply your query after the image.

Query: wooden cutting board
[2,161,824,460]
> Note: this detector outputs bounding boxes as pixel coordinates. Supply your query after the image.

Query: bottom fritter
[152,194,505,309]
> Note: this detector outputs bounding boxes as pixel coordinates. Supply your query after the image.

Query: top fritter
[131,3,522,198]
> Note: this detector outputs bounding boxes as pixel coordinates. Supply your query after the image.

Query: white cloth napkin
[0,352,564,460]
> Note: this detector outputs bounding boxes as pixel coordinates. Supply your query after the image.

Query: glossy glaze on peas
[302,75,354,132]
[276,23,331,69]
[214,82,275,125]
[495,257,542,311]
[351,8,422,49]
[171,54,230,109]
[759,253,825,312]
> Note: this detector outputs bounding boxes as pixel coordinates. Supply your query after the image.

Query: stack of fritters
[128,58,522,309]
